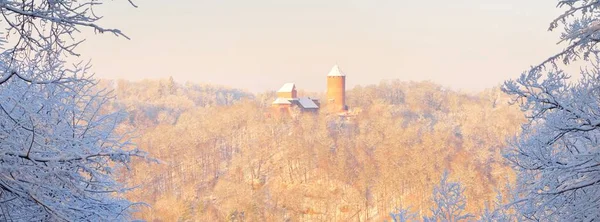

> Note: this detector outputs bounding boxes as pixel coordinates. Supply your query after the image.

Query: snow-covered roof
[327,65,345,77]
[297,97,319,109]
[277,83,296,92]
[272,97,292,105]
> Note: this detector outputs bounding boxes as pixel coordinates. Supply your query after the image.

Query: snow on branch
[502,57,600,221]
[0,0,149,221]
[0,70,152,220]
[0,0,136,84]
[536,0,600,70]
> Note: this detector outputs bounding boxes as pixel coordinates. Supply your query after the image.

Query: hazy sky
[78,0,567,93]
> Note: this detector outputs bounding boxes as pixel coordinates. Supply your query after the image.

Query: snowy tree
[503,61,600,221]
[502,0,600,221]
[537,0,600,68]
[0,0,147,221]
[426,171,473,222]
[390,171,473,222]
[390,207,417,222]
[478,190,518,222]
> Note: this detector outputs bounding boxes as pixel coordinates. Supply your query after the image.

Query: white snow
[327,65,345,77]
[277,83,296,92]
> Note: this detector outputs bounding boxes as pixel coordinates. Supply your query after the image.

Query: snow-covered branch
[0,0,148,221]
[503,58,600,221]
[0,73,151,220]
[0,0,136,85]
[536,0,600,69]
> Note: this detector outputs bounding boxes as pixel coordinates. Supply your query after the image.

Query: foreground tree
[478,190,518,222]
[426,171,473,222]
[390,207,417,222]
[503,0,600,220]
[391,171,473,222]
[503,61,600,221]
[0,0,145,221]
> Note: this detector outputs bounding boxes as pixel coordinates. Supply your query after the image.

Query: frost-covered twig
[0,0,149,221]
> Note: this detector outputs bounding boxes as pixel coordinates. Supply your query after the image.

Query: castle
[271,65,348,115]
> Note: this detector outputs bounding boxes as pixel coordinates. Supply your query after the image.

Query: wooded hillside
[109,79,523,221]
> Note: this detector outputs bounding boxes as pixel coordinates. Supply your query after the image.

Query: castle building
[272,83,320,115]
[271,65,347,115]
[277,83,297,99]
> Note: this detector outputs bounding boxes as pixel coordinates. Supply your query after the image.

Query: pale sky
[78,0,567,93]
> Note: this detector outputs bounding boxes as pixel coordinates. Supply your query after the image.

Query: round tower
[326,65,346,112]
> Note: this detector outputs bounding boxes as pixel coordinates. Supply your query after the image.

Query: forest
[1,0,600,221]
[108,78,523,221]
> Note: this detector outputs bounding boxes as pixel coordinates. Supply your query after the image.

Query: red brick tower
[326,65,346,112]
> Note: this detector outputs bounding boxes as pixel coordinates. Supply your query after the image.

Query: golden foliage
[113,79,523,221]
